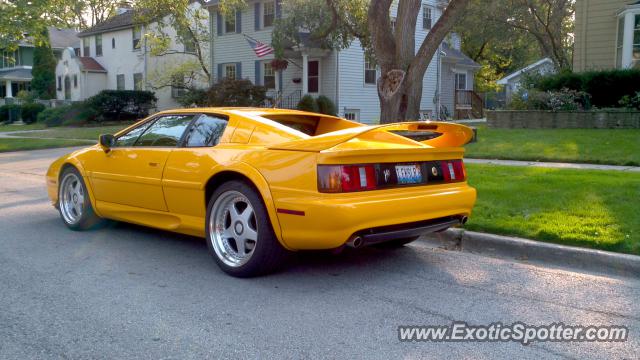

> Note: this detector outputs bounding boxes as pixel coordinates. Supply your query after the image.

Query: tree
[31,30,58,99]
[134,0,211,92]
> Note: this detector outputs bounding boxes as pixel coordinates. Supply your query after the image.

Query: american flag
[245,36,274,57]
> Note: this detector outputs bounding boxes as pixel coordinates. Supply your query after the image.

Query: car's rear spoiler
[268,121,474,152]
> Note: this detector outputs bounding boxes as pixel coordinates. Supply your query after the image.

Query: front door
[64,76,71,100]
[307,60,319,94]
[87,114,197,211]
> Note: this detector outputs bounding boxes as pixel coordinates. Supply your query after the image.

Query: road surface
[0,147,638,359]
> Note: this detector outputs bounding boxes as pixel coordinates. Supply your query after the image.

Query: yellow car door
[88,114,197,211]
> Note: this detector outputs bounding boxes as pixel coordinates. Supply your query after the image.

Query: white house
[497,58,556,102]
[206,0,481,123]
[55,5,210,110]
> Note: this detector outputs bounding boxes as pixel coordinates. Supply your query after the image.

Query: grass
[465,164,640,255]
[0,124,130,152]
[0,138,93,152]
[465,126,640,166]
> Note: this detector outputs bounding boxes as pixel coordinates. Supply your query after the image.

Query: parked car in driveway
[46,108,477,277]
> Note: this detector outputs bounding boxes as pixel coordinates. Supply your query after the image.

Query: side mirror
[99,134,115,153]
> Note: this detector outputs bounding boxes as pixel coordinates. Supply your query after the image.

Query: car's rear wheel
[373,236,420,248]
[58,167,103,230]
[206,180,289,277]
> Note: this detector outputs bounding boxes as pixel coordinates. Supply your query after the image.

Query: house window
[74,48,80,56]
[171,75,186,98]
[423,6,432,30]
[390,17,396,33]
[95,34,102,56]
[112,38,116,49]
[616,12,640,68]
[132,26,142,50]
[364,53,377,85]
[225,63,237,79]
[133,73,143,90]
[224,13,237,34]
[455,73,467,90]
[82,38,90,56]
[73,75,78,88]
[635,14,640,68]
[307,60,319,93]
[57,76,62,91]
[263,62,275,89]
[116,74,125,90]
[263,1,275,28]
[181,30,196,53]
[343,109,360,121]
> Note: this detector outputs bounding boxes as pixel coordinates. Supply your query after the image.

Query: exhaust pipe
[346,235,364,249]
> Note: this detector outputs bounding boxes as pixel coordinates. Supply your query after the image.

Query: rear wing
[268,121,474,152]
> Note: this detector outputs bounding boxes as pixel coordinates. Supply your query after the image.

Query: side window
[114,121,155,147]
[184,115,229,147]
[135,115,195,147]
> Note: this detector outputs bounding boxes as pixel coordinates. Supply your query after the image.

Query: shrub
[37,102,97,127]
[532,69,640,108]
[297,95,318,112]
[508,88,591,111]
[203,78,267,106]
[87,90,157,121]
[20,103,46,124]
[177,89,208,107]
[315,95,337,116]
[619,92,640,110]
[0,104,22,124]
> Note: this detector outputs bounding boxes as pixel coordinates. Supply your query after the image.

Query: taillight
[318,165,377,193]
[440,160,466,182]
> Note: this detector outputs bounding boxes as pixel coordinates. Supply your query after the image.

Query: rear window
[261,114,319,136]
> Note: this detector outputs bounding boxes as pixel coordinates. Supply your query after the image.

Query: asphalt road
[1,147,638,359]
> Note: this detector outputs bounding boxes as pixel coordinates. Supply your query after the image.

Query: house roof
[0,68,33,81]
[496,58,554,85]
[78,10,137,37]
[441,43,481,68]
[78,57,107,72]
[48,27,80,49]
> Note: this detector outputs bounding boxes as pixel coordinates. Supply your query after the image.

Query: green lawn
[0,138,93,152]
[465,164,640,255]
[465,126,640,166]
[0,123,46,132]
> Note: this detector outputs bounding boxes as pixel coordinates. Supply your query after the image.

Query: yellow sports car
[46,108,476,277]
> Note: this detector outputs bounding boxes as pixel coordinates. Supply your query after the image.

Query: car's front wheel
[206,180,289,277]
[58,167,103,230]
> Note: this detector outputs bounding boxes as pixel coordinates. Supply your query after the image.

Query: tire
[205,180,289,277]
[58,167,103,230]
[372,236,420,248]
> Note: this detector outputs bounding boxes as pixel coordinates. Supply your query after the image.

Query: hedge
[37,103,97,127]
[0,104,22,124]
[533,69,640,108]
[87,90,157,121]
[20,103,46,124]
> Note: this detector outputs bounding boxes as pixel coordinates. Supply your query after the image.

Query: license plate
[395,164,423,184]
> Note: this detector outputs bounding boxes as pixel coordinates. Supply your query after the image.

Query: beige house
[574,0,640,71]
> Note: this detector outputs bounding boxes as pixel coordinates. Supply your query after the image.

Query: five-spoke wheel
[57,167,103,230]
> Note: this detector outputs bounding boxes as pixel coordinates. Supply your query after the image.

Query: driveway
[0,147,638,359]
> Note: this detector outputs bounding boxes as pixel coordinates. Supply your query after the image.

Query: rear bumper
[272,183,477,250]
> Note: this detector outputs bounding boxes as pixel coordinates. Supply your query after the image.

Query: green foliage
[315,95,337,116]
[533,69,640,108]
[20,103,46,124]
[619,92,640,110]
[296,95,318,112]
[203,78,267,107]
[87,90,157,121]
[0,104,22,124]
[177,89,208,107]
[508,88,591,111]
[37,103,98,127]
[31,30,57,99]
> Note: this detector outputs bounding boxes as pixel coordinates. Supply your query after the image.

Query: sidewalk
[465,158,640,172]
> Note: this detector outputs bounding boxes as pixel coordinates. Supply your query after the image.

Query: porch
[454,90,484,119]
[0,68,32,99]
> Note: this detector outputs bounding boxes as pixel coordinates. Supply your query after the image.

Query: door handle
[148,162,159,167]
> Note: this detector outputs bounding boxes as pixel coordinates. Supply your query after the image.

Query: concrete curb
[422,229,640,278]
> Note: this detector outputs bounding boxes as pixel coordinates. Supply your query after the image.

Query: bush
[508,88,591,111]
[177,89,208,107]
[37,102,98,127]
[532,69,640,108]
[296,95,318,112]
[87,90,157,121]
[20,103,46,124]
[0,104,22,124]
[315,95,337,116]
[619,92,640,110]
[203,78,267,107]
